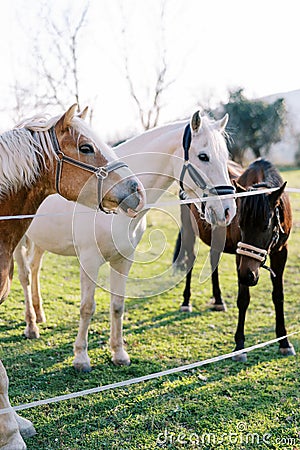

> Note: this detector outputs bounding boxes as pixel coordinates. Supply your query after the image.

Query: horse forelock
[239,189,271,229]
[200,116,229,158]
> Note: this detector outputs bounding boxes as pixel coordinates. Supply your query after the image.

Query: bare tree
[12,2,90,119]
[121,1,174,130]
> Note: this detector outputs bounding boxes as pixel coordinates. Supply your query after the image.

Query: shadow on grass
[23,348,300,449]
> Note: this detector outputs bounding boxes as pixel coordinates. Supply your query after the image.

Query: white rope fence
[0,185,298,416]
[0,186,300,221]
[0,330,299,416]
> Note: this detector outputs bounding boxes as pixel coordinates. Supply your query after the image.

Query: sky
[0,0,300,139]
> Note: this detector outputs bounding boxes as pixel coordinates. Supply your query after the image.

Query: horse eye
[79,143,94,154]
[198,153,209,162]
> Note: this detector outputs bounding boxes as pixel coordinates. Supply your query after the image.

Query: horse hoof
[208,299,227,312]
[112,356,131,366]
[232,352,247,362]
[24,327,40,339]
[180,305,192,313]
[36,312,46,323]
[15,414,36,439]
[73,362,92,373]
[0,434,27,450]
[280,345,296,356]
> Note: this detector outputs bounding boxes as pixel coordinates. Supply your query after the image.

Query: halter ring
[95,167,108,179]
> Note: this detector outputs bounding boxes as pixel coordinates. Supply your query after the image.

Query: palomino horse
[15,111,236,373]
[173,158,295,361]
[0,104,145,450]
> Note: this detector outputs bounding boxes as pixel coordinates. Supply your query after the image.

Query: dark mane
[237,159,284,229]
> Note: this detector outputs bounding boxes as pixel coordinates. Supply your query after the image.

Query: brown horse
[173,158,295,361]
[0,104,145,449]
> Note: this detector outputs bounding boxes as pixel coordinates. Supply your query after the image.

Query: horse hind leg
[208,264,227,312]
[14,238,40,339]
[208,228,227,311]
[30,244,46,324]
[180,267,193,312]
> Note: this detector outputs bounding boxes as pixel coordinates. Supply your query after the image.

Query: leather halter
[47,126,128,213]
[179,124,235,200]
[236,206,285,277]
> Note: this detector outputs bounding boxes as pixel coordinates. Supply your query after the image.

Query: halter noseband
[236,205,285,277]
[47,126,128,213]
[179,124,235,203]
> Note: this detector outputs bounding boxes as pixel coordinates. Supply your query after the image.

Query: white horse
[15,111,236,372]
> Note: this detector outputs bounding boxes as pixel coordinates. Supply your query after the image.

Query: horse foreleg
[73,262,99,372]
[14,238,39,339]
[233,255,250,362]
[270,248,296,356]
[109,259,132,366]
[0,361,27,450]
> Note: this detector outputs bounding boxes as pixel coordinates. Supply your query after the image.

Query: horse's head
[178,111,236,227]
[52,105,145,216]
[235,182,287,286]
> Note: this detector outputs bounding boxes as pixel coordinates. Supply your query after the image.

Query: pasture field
[1,168,300,449]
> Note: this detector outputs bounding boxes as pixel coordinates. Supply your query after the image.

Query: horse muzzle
[118,179,146,217]
[238,267,259,286]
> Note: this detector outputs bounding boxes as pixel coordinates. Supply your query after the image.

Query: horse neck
[0,175,52,258]
[115,122,185,204]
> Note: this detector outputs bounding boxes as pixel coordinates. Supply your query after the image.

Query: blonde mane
[0,115,61,200]
[0,113,111,200]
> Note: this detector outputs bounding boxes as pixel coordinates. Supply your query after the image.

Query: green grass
[1,169,300,449]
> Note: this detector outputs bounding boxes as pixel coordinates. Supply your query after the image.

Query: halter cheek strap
[179,123,235,208]
[40,126,128,213]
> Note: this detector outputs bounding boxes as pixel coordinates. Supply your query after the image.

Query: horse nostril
[247,269,256,285]
[225,208,230,219]
[127,180,138,193]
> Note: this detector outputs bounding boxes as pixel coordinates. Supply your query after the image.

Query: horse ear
[61,104,78,130]
[216,113,229,131]
[268,182,287,208]
[78,106,89,120]
[233,179,246,193]
[191,111,202,133]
